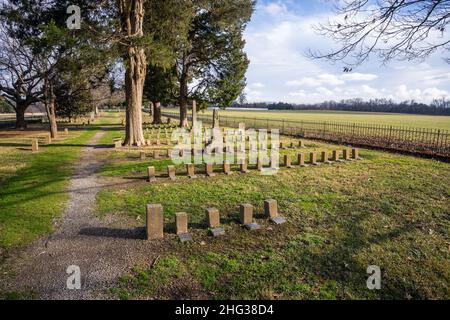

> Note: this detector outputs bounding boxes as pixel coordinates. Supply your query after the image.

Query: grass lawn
[164,109,450,130]
[97,142,450,299]
[0,128,97,252]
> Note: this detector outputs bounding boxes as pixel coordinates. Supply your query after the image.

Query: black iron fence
[162,111,450,158]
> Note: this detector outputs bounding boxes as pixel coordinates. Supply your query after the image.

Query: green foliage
[143,64,178,105]
[0,100,13,113]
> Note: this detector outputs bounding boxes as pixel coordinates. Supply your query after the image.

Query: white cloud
[287,73,345,87]
[262,2,288,15]
[243,2,450,104]
[251,82,265,88]
[341,73,378,81]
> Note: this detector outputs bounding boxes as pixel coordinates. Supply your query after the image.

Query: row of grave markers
[146,199,286,242]
[147,148,361,181]
[30,128,70,152]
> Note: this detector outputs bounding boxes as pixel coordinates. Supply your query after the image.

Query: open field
[1,112,449,300]
[94,113,449,300]
[164,109,450,130]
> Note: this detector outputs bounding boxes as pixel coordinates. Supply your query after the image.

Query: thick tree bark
[44,82,58,139]
[119,0,147,146]
[152,101,162,124]
[15,102,27,129]
[179,73,189,128]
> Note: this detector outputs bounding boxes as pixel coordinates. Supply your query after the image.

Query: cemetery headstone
[176,212,192,242]
[264,199,286,225]
[297,153,307,167]
[240,204,260,231]
[343,149,351,160]
[310,152,319,166]
[352,148,361,160]
[186,164,197,179]
[32,139,39,152]
[284,154,293,168]
[205,163,216,177]
[240,161,249,173]
[167,165,176,181]
[321,151,332,164]
[146,204,164,240]
[223,162,232,175]
[147,166,156,182]
[206,208,225,237]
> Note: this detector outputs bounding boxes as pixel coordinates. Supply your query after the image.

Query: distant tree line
[233,98,450,116]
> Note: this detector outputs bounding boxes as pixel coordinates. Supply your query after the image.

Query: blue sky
[243,0,450,104]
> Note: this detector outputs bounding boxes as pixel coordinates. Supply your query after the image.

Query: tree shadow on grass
[79,226,146,240]
[291,205,425,299]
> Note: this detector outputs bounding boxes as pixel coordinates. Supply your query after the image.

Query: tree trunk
[15,103,27,129]
[119,0,147,147]
[152,101,162,124]
[44,82,58,139]
[179,73,189,128]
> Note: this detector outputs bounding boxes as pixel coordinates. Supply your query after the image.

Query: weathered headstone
[284,154,293,168]
[140,151,146,160]
[321,151,332,164]
[240,160,249,173]
[257,157,263,171]
[240,204,260,230]
[44,133,51,144]
[343,149,351,161]
[223,162,232,175]
[332,150,341,162]
[352,148,361,160]
[310,152,319,166]
[264,199,286,225]
[146,204,164,240]
[64,128,69,135]
[176,212,192,242]
[297,153,307,167]
[167,165,176,180]
[206,208,225,237]
[205,163,215,177]
[114,139,122,149]
[31,139,39,152]
[154,150,160,159]
[186,164,197,179]
[299,140,305,148]
[147,166,156,182]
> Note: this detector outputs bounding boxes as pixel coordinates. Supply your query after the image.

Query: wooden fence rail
[162,111,450,158]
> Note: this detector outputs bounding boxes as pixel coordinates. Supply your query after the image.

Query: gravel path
[2,131,165,299]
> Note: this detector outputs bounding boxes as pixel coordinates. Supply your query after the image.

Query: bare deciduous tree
[309,0,450,65]
[0,25,42,129]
